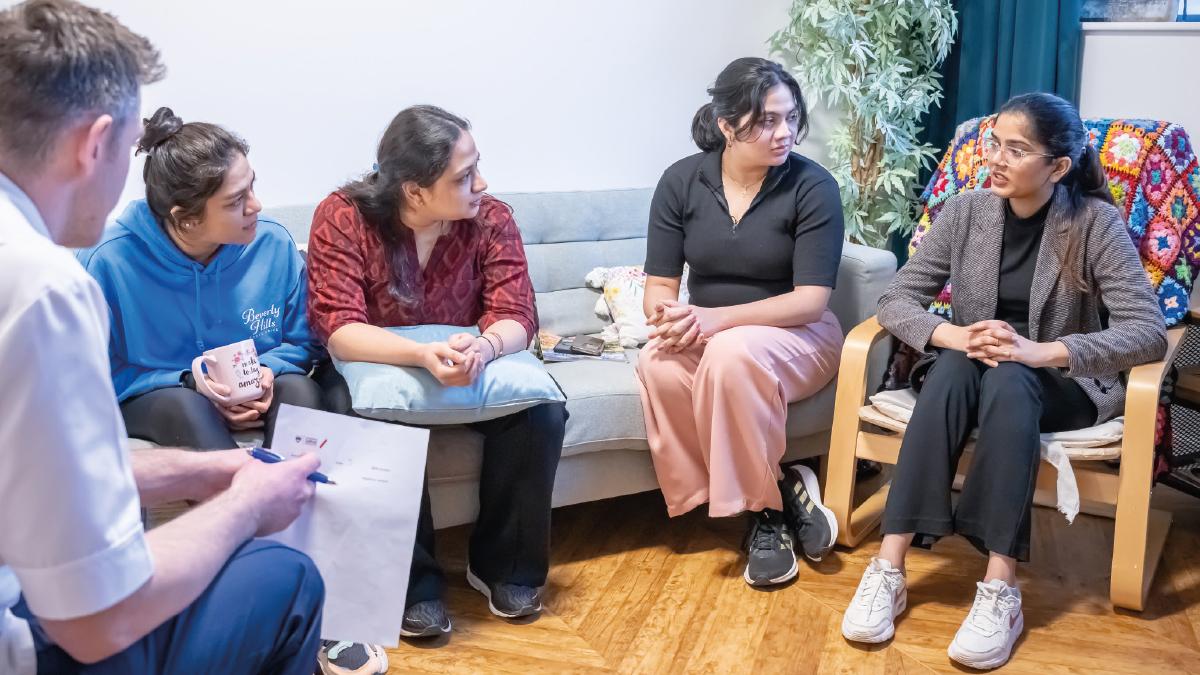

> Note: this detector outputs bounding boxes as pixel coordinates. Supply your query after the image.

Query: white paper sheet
[265,404,428,647]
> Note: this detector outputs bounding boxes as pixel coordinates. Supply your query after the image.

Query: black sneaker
[779,463,839,562]
[399,599,451,638]
[466,567,543,618]
[743,509,798,586]
[317,640,388,674]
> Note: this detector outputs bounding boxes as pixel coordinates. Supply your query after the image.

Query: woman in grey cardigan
[840,93,1166,669]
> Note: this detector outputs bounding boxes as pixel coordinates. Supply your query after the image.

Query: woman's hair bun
[136,106,184,155]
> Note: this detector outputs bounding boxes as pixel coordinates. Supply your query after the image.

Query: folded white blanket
[866,388,1124,524]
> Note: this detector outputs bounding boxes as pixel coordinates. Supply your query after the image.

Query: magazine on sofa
[538,331,627,363]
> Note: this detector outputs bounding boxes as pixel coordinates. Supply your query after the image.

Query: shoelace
[965,582,1018,636]
[854,566,900,614]
[750,517,786,552]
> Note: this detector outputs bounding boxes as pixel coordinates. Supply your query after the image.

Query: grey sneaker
[317,640,388,675]
[466,567,543,618]
[743,509,798,586]
[399,599,451,638]
[780,463,838,561]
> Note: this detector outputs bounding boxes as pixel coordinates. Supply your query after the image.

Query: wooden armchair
[823,117,1200,612]
[824,316,1183,611]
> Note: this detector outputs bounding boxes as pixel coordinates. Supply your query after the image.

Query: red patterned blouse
[306,192,537,344]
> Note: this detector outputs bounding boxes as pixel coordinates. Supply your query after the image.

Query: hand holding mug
[191,339,263,406]
[217,367,274,431]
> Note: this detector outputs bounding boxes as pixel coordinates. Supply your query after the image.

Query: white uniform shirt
[0,172,153,674]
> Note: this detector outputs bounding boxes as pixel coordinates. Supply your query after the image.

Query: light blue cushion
[334,325,565,425]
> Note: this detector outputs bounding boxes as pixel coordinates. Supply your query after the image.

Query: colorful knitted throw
[912,116,1200,327]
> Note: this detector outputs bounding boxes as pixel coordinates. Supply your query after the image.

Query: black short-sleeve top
[643,150,845,308]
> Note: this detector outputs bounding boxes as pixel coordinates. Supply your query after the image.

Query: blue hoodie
[77,199,324,402]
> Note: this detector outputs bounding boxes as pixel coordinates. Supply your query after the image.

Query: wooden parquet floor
[384,485,1200,674]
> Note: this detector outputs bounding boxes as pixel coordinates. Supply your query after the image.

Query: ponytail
[1069,143,1114,207]
[1056,143,1114,292]
[691,102,724,152]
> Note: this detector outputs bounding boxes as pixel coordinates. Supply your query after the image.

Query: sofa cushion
[534,287,608,338]
[334,325,565,425]
[546,349,650,455]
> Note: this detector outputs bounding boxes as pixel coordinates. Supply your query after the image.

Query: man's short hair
[0,0,165,165]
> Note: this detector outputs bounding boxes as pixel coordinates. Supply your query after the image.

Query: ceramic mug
[190,339,263,406]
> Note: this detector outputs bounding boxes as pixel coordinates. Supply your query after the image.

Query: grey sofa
[259,188,897,528]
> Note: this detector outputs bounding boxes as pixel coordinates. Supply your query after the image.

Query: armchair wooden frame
[824,315,1185,611]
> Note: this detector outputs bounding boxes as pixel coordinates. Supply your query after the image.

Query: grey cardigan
[878,186,1168,423]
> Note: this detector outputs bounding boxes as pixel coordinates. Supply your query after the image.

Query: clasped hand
[646,300,723,353]
[958,320,1052,368]
[421,332,490,386]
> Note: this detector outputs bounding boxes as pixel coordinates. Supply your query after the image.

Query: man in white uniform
[0,2,325,673]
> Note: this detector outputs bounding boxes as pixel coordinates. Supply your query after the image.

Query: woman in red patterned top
[306,106,566,638]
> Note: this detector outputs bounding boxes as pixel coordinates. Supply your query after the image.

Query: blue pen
[247,447,337,485]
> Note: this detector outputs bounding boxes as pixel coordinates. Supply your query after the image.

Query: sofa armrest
[830,242,898,333]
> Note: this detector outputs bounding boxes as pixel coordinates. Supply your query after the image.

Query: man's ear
[75,114,116,179]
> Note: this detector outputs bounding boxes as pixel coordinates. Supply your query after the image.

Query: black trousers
[881,349,1097,561]
[319,365,566,605]
[121,373,326,450]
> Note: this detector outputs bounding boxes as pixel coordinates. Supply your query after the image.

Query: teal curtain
[895,0,1082,261]
[930,0,1082,133]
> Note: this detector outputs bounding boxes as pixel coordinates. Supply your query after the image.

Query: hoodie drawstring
[191,266,204,353]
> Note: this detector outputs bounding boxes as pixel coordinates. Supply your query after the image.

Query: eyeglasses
[982,137,1056,165]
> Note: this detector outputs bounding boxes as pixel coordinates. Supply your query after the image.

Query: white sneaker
[947,579,1024,670]
[841,557,907,643]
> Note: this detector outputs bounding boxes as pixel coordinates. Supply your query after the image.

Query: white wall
[83,0,814,211]
[1079,23,1200,139]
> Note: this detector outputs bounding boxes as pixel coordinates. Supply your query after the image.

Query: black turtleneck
[995,197,1052,338]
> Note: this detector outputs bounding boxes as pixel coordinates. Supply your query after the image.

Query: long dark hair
[341,105,470,306]
[998,92,1113,292]
[691,57,808,153]
[137,106,249,230]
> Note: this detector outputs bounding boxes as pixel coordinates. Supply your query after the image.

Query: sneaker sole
[400,620,452,639]
[790,464,839,562]
[466,567,543,619]
[743,555,799,587]
[947,610,1023,670]
[841,589,907,643]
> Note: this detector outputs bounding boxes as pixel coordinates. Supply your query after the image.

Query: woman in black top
[840,94,1166,669]
[636,57,846,588]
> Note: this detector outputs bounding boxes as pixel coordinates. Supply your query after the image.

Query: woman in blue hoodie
[77,108,327,451]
